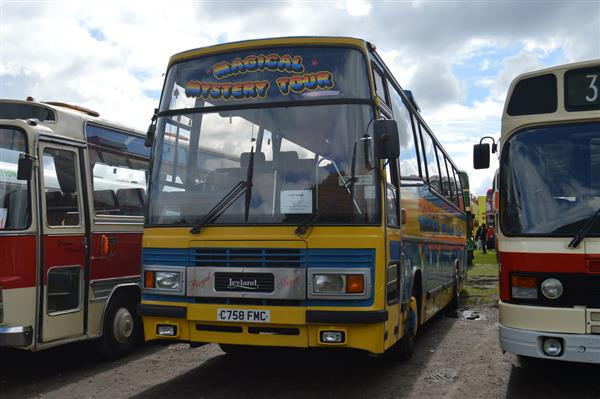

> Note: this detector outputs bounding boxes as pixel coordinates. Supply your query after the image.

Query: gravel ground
[3,270,600,398]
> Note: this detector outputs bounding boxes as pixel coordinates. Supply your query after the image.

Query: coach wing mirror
[144,108,157,147]
[473,144,490,169]
[473,136,497,170]
[17,155,33,180]
[373,119,400,160]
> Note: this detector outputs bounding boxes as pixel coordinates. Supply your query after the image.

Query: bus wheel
[385,297,418,361]
[96,292,142,359]
[449,270,460,310]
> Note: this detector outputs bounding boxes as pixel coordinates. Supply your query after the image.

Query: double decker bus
[140,37,467,358]
[0,98,149,358]
[474,60,600,363]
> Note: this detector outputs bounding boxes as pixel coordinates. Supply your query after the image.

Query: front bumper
[139,303,388,353]
[500,324,600,363]
[0,325,33,347]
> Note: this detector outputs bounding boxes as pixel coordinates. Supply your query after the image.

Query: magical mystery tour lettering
[184,53,335,100]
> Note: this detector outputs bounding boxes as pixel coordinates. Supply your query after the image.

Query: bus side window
[444,155,457,203]
[438,151,452,201]
[43,148,81,227]
[372,65,389,106]
[411,115,426,179]
[420,127,441,192]
[387,81,420,179]
[86,124,149,217]
[452,166,462,208]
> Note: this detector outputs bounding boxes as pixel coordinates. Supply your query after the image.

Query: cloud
[404,57,464,109]
[1,0,599,197]
[492,51,545,101]
[342,0,373,17]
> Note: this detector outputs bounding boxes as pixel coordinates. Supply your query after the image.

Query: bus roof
[502,59,600,141]
[0,98,144,141]
[168,36,368,67]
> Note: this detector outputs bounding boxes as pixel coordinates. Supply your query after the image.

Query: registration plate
[216,308,271,323]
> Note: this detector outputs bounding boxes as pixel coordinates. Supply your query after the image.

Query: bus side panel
[0,235,37,329]
[89,232,142,280]
[87,231,141,337]
[402,185,466,324]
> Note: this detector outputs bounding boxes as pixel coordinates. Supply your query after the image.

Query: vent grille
[143,248,189,266]
[144,248,375,273]
[193,248,306,268]
[214,272,274,293]
[307,249,375,268]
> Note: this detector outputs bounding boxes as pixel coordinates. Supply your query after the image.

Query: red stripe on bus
[89,232,142,280]
[498,251,587,301]
[0,235,36,289]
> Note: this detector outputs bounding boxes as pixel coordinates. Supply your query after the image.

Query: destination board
[565,66,600,111]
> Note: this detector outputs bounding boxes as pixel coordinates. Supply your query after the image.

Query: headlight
[314,274,345,293]
[313,274,365,294]
[541,278,563,299]
[144,269,184,294]
[156,272,182,290]
[511,275,537,299]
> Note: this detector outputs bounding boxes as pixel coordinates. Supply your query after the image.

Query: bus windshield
[147,46,379,227]
[501,123,600,236]
[0,128,30,230]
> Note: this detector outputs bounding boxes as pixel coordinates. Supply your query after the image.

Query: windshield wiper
[294,198,333,235]
[244,147,255,222]
[190,146,256,234]
[189,181,247,234]
[568,206,600,248]
[349,142,357,208]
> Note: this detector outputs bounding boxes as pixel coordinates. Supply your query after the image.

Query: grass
[461,250,500,307]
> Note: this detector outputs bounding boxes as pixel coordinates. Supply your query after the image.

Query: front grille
[193,248,305,268]
[143,248,190,266]
[214,272,274,293]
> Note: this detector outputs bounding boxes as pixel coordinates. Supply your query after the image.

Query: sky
[1,0,599,196]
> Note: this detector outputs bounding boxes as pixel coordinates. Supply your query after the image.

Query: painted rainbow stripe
[213,53,304,80]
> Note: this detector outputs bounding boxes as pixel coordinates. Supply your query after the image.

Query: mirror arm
[479,136,498,153]
[361,134,375,171]
[144,108,158,147]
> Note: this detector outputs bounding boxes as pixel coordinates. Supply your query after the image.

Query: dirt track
[3,271,600,398]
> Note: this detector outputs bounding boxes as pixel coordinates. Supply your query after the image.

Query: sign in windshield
[161,46,369,111]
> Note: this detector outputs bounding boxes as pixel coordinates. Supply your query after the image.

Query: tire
[517,354,540,368]
[386,329,415,361]
[385,296,418,361]
[96,291,142,359]
[449,271,460,310]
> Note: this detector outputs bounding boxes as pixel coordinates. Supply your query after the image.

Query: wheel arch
[98,283,141,337]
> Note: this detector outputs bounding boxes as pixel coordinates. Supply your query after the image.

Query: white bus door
[38,142,88,343]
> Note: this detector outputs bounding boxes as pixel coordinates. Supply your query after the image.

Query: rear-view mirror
[17,156,33,180]
[473,143,490,169]
[373,119,400,160]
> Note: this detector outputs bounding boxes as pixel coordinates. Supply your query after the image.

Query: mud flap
[405,296,418,337]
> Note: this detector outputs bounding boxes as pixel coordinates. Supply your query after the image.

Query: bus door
[385,160,404,340]
[38,141,88,343]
